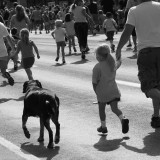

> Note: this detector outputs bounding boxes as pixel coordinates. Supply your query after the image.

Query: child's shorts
[107,31,114,41]
[22,57,35,69]
[0,56,8,69]
[56,41,66,47]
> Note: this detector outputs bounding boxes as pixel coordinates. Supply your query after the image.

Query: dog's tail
[44,94,59,116]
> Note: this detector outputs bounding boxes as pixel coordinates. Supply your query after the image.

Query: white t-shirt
[92,61,121,103]
[53,27,66,42]
[103,18,117,32]
[0,22,9,57]
[126,1,160,51]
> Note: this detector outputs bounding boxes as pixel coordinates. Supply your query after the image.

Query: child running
[92,44,129,134]
[103,12,118,52]
[51,19,67,64]
[63,13,77,55]
[13,28,40,80]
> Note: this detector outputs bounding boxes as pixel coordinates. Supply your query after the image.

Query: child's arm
[12,41,21,58]
[92,83,97,94]
[51,31,55,39]
[32,41,40,59]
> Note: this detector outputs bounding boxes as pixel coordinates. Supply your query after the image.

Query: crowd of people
[2,0,160,135]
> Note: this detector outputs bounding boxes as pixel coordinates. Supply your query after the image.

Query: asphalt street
[0,31,160,160]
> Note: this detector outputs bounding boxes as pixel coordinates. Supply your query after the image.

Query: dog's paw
[37,137,44,142]
[54,136,60,144]
[47,142,54,149]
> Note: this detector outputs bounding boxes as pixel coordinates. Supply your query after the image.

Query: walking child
[12,28,40,80]
[63,13,77,55]
[51,19,67,64]
[92,44,129,134]
[103,12,118,52]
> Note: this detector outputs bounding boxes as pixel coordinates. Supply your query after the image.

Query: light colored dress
[92,61,121,103]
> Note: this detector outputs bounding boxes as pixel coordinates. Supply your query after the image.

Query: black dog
[22,80,60,149]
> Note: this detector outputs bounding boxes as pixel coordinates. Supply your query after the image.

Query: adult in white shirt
[0,22,15,85]
[116,0,160,128]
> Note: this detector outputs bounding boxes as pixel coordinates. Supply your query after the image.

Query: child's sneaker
[55,57,59,62]
[151,116,160,128]
[122,118,129,134]
[62,59,66,64]
[111,44,115,52]
[3,72,14,86]
[81,51,86,60]
[73,47,77,52]
[97,126,108,134]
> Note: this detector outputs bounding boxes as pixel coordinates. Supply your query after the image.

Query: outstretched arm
[32,41,40,59]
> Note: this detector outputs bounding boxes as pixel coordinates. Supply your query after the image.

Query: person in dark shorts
[12,28,40,80]
[116,0,160,128]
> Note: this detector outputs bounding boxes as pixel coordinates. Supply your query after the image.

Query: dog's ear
[36,80,42,88]
[23,81,29,93]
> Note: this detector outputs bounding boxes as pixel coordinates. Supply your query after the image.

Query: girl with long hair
[13,28,40,80]
[92,44,129,134]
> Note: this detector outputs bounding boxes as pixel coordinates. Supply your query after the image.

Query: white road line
[116,80,140,88]
[0,137,40,160]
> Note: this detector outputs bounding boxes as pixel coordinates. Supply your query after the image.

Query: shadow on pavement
[93,135,129,152]
[71,59,89,65]
[21,142,60,160]
[0,96,24,104]
[121,129,160,156]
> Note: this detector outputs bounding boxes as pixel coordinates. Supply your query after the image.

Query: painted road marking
[0,137,40,160]
[116,80,140,88]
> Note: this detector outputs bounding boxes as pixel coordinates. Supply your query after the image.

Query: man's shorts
[132,27,136,37]
[56,41,66,47]
[22,57,35,69]
[137,47,160,95]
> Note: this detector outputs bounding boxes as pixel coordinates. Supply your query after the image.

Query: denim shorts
[107,31,114,41]
[22,57,35,69]
[137,47,160,95]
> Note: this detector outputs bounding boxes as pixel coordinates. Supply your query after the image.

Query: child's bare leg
[25,68,33,80]
[61,46,65,63]
[55,45,60,61]
[110,100,129,133]
[68,38,72,54]
[97,102,107,133]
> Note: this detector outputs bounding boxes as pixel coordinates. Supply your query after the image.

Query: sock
[119,114,124,122]
[101,120,106,128]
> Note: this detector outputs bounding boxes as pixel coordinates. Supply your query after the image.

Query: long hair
[20,28,29,45]
[15,5,27,22]
[65,13,71,22]
[95,44,116,72]
[72,0,84,10]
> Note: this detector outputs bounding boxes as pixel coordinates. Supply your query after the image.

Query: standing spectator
[42,11,50,34]
[10,5,30,38]
[87,0,98,27]
[92,44,129,134]
[98,10,106,29]
[13,28,40,80]
[125,0,140,52]
[70,0,92,60]
[116,0,160,128]
[103,12,118,52]
[101,0,114,14]
[63,13,77,55]
[0,22,15,85]
[51,20,67,64]
[3,7,10,26]
[30,6,43,34]
[8,2,18,25]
